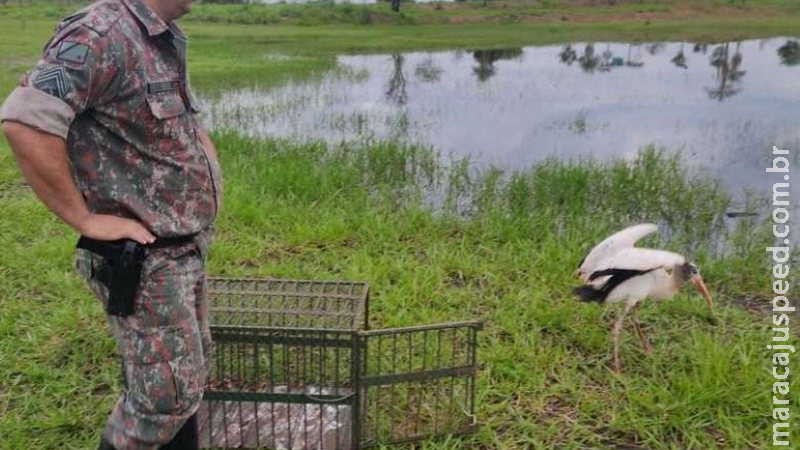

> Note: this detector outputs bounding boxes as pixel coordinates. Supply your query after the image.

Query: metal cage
[206,277,369,330]
[198,277,481,450]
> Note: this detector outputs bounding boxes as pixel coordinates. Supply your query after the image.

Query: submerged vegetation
[0,1,796,449]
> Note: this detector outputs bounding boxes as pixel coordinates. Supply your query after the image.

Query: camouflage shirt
[0,0,221,238]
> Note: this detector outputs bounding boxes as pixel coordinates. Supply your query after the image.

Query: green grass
[3,0,800,26]
[1,132,794,449]
[1,0,800,95]
[1,2,798,449]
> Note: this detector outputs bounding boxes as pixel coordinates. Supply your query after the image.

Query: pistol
[106,240,146,317]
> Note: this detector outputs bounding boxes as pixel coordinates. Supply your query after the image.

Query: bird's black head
[679,261,714,313]
[679,262,700,282]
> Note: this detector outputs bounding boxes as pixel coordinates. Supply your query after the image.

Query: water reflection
[624,44,645,67]
[414,55,443,83]
[557,41,753,101]
[561,43,657,73]
[559,45,577,65]
[646,43,666,56]
[706,43,745,101]
[386,54,408,105]
[204,39,800,212]
[471,48,523,81]
[671,44,688,69]
[578,44,600,73]
[778,40,800,66]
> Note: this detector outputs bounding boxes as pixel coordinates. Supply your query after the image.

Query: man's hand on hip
[77,213,155,245]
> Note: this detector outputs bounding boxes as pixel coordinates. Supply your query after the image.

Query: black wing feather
[574,268,656,303]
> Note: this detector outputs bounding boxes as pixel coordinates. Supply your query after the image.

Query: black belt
[77,234,196,259]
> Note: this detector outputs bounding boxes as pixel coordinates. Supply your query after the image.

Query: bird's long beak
[692,275,714,313]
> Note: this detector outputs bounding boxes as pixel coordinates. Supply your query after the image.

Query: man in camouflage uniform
[0,0,220,449]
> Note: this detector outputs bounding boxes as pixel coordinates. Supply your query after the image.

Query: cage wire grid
[199,277,482,450]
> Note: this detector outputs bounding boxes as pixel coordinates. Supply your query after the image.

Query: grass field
[2,0,800,95]
[0,1,798,449]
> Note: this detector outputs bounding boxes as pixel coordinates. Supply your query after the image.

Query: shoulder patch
[56,41,90,64]
[31,65,73,99]
[43,2,122,54]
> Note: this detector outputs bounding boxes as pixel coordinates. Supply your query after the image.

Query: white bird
[576,223,659,282]
[574,224,714,373]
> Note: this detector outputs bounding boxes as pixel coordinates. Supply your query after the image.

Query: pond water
[204,39,800,216]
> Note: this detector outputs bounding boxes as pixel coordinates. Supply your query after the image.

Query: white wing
[591,248,686,274]
[584,248,686,302]
[578,223,659,281]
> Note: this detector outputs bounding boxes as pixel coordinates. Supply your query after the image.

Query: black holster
[77,234,197,317]
[78,237,146,317]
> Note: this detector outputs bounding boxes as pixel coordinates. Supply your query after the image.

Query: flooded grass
[201,39,800,211]
[213,132,771,290]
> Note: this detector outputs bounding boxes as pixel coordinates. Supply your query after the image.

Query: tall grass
[215,132,768,290]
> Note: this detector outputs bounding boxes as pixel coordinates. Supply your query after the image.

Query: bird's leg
[631,303,652,355]
[612,301,634,374]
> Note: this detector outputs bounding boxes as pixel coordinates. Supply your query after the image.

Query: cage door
[199,327,359,450]
[358,321,482,447]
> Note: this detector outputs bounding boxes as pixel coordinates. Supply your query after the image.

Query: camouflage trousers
[76,240,212,450]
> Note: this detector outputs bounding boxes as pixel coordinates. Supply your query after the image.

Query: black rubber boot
[98,436,115,450]
[159,414,198,450]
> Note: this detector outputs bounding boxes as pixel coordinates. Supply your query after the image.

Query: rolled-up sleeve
[0,24,118,140]
[0,87,75,139]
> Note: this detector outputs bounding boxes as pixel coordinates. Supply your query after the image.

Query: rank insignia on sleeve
[56,41,89,64]
[31,65,72,99]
